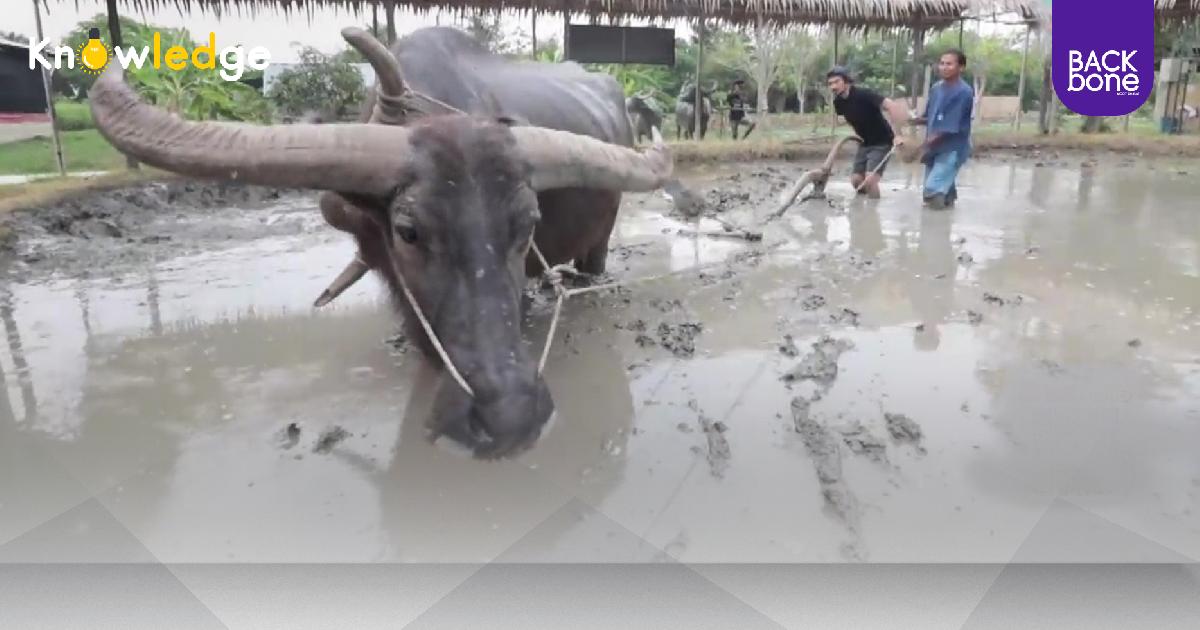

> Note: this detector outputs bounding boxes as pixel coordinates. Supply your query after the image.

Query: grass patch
[53,100,95,131]
[0,129,125,175]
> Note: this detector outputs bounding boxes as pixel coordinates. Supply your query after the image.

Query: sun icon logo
[76,28,112,74]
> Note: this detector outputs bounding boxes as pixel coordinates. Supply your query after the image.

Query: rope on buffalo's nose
[529,236,572,375]
[528,233,760,375]
[390,257,476,398]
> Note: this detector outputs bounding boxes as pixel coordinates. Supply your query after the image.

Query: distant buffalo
[675,82,714,140]
[625,92,663,144]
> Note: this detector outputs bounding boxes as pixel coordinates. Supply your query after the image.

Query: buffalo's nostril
[467,412,494,445]
[427,373,554,459]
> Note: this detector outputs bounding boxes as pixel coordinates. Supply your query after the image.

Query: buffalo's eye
[396,224,419,244]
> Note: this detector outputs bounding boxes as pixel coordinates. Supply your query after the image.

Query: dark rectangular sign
[564,25,675,66]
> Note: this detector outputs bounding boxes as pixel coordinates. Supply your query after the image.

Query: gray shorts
[852,144,892,176]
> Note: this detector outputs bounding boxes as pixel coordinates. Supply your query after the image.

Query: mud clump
[884,413,926,454]
[649,298,684,313]
[6,180,306,278]
[663,179,709,218]
[617,319,648,333]
[278,423,301,450]
[384,331,409,355]
[781,336,855,385]
[791,399,841,486]
[967,310,984,325]
[830,308,860,326]
[657,322,703,358]
[1039,359,1066,375]
[699,417,731,479]
[839,422,888,464]
[706,189,751,210]
[800,294,827,311]
[17,181,285,238]
[698,266,737,287]
[779,334,800,357]
[313,426,350,454]
[983,292,1024,307]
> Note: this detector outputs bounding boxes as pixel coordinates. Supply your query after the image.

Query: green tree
[533,36,562,62]
[125,29,270,123]
[267,45,366,120]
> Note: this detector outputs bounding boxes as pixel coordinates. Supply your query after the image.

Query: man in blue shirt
[904,49,974,210]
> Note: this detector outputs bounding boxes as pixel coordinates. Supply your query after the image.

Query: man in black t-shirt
[827,67,909,198]
[726,80,756,140]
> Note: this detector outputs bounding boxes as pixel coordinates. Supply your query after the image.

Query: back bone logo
[1052,0,1155,116]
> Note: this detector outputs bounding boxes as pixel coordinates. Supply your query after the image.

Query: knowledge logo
[1052,0,1154,116]
[30,28,270,81]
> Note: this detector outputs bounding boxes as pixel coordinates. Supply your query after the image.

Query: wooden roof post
[695,11,705,140]
[531,11,538,58]
[1015,23,1030,130]
[890,29,899,98]
[384,0,397,45]
[31,0,66,176]
[910,25,925,111]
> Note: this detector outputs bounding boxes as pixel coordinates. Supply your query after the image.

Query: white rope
[528,234,776,374]
[386,255,475,398]
[529,238,570,375]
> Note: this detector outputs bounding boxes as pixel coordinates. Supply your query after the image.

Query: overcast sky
[12,1,1022,63]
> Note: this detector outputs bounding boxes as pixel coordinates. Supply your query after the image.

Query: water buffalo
[675,83,713,140]
[88,26,672,460]
[624,92,663,144]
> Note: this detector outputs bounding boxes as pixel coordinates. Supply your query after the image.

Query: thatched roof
[61,0,1200,29]
[1156,0,1200,19]
[66,0,1049,29]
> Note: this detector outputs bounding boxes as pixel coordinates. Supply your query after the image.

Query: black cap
[826,66,852,82]
[88,28,101,39]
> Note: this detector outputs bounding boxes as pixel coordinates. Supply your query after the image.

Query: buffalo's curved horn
[341,27,409,124]
[89,64,412,195]
[515,126,672,192]
[315,193,376,308]
[314,257,371,307]
[342,27,459,122]
[92,61,671,194]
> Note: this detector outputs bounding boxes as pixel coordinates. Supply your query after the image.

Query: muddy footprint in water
[277,422,301,450]
[791,396,866,560]
[884,413,926,455]
[313,426,350,454]
[838,421,889,464]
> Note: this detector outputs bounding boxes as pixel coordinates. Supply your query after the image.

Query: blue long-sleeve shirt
[923,79,974,163]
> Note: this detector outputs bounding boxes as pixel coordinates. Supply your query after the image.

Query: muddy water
[1,157,1198,564]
